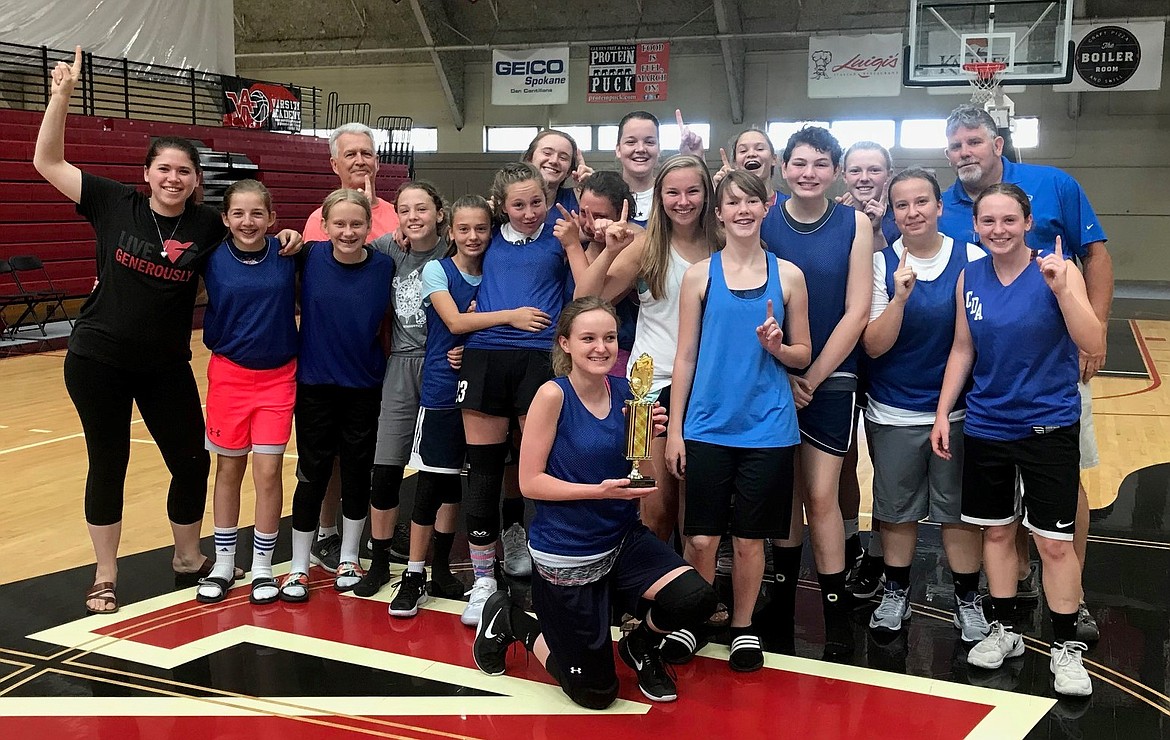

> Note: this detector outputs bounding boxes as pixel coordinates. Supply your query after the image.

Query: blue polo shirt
[938,156,1107,259]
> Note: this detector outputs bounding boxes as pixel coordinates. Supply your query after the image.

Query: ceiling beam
[408,0,465,130]
[712,0,746,124]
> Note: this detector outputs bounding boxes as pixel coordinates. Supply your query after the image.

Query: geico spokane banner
[808,33,903,99]
[491,47,569,105]
[1055,21,1164,92]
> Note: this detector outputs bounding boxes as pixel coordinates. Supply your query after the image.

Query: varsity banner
[1055,21,1164,92]
[222,76,302,132]
[807,33,903,98]
[491,47,569,105]
[587,42,671,103]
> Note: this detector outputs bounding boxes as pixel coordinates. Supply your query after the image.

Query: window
[659,122,711,151]
[899,118,948,149]
[484,126,539,152]
[597,125,618,151]
[766,121,831,149]
[552,125,593,151]
[831,119,896,149]
[410,127,438,153]
[1012,117,1039,149]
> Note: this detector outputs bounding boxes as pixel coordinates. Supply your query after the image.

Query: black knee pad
[467,442,509,478]
[465,512,498,546]
[412,471,442,527]
[464,443,509,527]
[370,464,405,511]
[544,654,618,711]
[646,568,718,633]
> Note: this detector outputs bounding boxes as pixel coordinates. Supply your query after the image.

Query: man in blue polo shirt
[939,105,1113,644]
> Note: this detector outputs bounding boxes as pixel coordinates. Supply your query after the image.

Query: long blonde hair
[639,155,717,300]
[551,297,619,377]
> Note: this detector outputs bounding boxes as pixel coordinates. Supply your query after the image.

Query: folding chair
[0,258,43,340]
[7,255,73,335]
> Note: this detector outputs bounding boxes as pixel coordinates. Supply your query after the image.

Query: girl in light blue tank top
[667,171,812,670]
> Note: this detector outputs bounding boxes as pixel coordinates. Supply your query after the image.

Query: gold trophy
[625,353,656,488]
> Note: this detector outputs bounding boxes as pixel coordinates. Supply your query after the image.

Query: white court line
[0,432,84,456]
[28,429,52,434]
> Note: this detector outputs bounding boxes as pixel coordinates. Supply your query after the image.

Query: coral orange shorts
[205,354,296,455]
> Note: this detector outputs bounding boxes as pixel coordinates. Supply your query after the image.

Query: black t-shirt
[70,173,226,368]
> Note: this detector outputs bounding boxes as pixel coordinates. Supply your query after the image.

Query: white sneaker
[1050,641,1093,696]
[967,621,1024,669]
[460,576,498,627]
[500,524,532,577]
[954,594,992,643]
[868,583,911,633]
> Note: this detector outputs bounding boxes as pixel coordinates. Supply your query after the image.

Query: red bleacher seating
[0,108,409,306]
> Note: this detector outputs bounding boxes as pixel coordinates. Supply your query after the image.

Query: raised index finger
[1054,235,1063,259]
[675,108,686,130]
[720,147,731,169]
[555,203,571,219]
[898,246,909,269]
[70,45,82,75]
[619,199,629,223]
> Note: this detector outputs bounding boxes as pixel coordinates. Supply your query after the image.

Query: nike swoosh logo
[483,611,501,639]
[1055,520,1073,528]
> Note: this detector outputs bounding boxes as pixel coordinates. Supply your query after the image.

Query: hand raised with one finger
[51,46,83,98]
[553,203,583,250]
[604,200,636,255]
[755,299,785,357]
[892,247,917,302]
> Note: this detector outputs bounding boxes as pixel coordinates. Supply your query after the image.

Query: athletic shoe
[618,632,677,702]
[500,523,532,578]
[352,564,391,598]
[388,522,410,564]
[868,583,911,633]
[1017,562,1041,600]
[847,556,885,601]
[1075,602,1100,643]
[954,593,992,643]
[461,576,497,627]
[659,628,708,665]
[334,561,365,592]
[388,571,428,618]
[428,569,465,599]
[473,591,516,676]
[967,621,1025,669]
[823,601,855,659]
[1050,640,1093,696]
[728,630,764,672]
[310,533,341,574]
[844,538,865,583]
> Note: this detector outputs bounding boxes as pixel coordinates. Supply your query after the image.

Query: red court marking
[1095,320,1162,401]
[77,587,995,739]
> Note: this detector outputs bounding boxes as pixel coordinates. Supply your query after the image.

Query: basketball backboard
[904,0,1074,87]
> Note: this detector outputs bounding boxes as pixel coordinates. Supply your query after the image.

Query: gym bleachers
[0,107,409,311]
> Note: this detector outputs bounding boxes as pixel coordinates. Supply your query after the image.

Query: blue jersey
[465,227,568,351]
[762,200,860,377]
[529,376,638,558]
[545,187,579,226]
[202,236,298,369]
[962,257,1080,441]
[879,209,900,246]
[939,157,1106,258]
[297,242,394,388]
[684,252,800,447]
[419,258,478,409]
[868,239,969,414]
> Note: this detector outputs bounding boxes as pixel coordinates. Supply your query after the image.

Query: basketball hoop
[962,61,1008,105]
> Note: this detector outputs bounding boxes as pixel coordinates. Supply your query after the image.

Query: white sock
[868,532,884,558]
[291,528,315,575]
[407,560,426,575]
[317,525,338,541]
[843,517,859,540]
[252,529,278,580]
[340,515,366,565]
[211,527,237,581]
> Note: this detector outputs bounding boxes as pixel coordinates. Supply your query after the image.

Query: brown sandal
[85,581,118,615]
[174,558,245,589]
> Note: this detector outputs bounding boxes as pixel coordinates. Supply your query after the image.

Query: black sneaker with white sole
[388,571,428,618]
[618,631,677,702]
[473,591,516,676]
[309,533,341,574]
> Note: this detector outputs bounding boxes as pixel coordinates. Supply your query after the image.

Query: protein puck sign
[1075,26,1140,88]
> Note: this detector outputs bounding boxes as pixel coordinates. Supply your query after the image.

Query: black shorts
[408,407,465,474]
[797,382,856,457]
[531,523,684,704]
[682,440,796,539]
[458,348,552,418]
[654,384,671,439]
[961,424,1080,541]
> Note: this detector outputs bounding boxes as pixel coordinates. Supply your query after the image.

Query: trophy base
[626,477,656,489]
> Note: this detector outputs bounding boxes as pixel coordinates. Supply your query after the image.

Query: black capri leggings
[63,351,210,527]
[291,383,381,532]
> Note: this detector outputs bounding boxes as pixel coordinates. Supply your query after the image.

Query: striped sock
[470,546,495,580]
[211,527,237,582]
[251,529,278,580]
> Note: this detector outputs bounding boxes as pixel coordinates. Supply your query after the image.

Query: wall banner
[807,33,903,98]
[491,47,570,105]
[587,42,670,103]
[222,76,301,132]
[1055,21,1164,92]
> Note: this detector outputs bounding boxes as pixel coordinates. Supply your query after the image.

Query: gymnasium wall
[239,35,1170,282]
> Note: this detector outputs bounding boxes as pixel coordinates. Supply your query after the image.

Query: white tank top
[628,245,692,392]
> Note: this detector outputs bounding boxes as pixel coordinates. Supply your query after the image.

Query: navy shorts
[531,523,684,703]
[797,381,857,457]
[408,407,465,474]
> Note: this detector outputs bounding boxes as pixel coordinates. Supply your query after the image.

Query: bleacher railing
[0,41,321,131]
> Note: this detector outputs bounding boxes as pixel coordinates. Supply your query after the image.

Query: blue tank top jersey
[868,241,969,414]
[962,258,1080,441]
[529,376,639,558]
[465,227,568,350]
[419,258,478,409]
[762,201,860,376]
[297,242,394,388]
[684,252,801,447]
[202,236,298,369]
